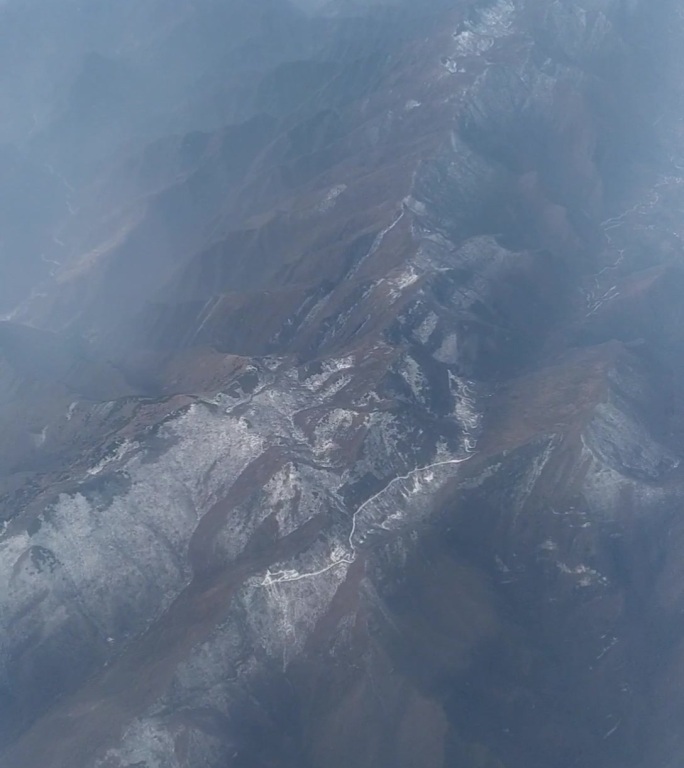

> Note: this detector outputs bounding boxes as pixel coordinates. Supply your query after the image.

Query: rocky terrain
[2,0,684,766]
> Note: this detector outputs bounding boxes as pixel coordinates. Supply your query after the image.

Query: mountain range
[2,1,684,767]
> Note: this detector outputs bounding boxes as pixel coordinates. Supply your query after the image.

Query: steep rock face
[1,1,684,768]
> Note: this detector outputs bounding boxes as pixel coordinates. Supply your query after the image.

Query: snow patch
[386,266,420,301]
[558,562,608,588]
[414,312,439,344]
[86,439,137,476]
[317,184,347,213]
[451,0,516,56]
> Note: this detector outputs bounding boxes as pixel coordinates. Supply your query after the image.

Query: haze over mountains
[2,1,684,767]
